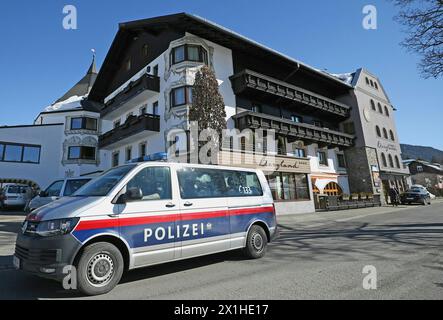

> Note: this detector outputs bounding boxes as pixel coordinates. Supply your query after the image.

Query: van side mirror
[115,187,143,204]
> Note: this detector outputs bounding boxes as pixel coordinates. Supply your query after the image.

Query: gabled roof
[89,13,353,102]
[54,56,97,104]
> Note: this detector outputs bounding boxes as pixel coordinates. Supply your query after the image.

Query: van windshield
[73,165,136,197]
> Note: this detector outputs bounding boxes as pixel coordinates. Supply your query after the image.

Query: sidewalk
[277,198,443,229]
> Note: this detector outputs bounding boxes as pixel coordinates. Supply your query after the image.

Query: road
[0,201,442,300]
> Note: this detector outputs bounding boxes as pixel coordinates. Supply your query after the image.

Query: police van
[15,154,277,296]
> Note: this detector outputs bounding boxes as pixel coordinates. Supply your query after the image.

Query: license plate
[13,256,21,270]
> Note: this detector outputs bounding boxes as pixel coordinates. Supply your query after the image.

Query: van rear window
[177,168,263,199]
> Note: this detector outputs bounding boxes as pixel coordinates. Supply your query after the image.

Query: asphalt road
[0,202,442,300]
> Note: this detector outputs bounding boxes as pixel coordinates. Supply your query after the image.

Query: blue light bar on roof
[127,152,168,164]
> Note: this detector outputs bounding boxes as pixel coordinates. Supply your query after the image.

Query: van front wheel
[76,242,124,296]
[243,225,268,259]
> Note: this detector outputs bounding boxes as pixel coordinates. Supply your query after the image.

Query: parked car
[411,184,436,200]
[400,188,431,205]
[1,184,33,210]
[15,158,277,296]
[25,177,92,212]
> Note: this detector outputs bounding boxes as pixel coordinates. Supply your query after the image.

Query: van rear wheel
[76,242,124,296]
[243,225,268,259]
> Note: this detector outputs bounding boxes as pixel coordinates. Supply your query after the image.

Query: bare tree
[393,0,443,78]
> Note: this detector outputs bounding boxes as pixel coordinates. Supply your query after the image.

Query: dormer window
[170,45,208,66]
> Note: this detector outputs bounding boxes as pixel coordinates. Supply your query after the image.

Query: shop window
[267,173,310,201]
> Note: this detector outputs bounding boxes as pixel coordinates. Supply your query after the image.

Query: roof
[89,13,353,102]
[39,56,100,114]
[403,159,443,172]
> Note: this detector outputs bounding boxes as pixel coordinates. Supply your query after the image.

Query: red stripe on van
[74,206,274,231]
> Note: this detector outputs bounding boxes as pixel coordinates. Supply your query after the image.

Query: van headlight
[36,218,80,237]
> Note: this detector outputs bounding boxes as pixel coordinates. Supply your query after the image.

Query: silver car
[25,177,92,212]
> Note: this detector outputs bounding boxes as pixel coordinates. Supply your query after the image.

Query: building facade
[88,13,356,215]
[336,68,410,204]
[403,159,443,196]
[0,58,103,190]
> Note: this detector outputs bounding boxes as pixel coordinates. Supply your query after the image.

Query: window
[153,101,159,115]
[374,82,379,90]
[170,86,193,107]
[370,99,376,111]
[370,79,374,87]
[139,105,147,115]
[126,167,172,201]
[384,106,390,117]
[366,77,370,85]
[112,152,119,167]
[417,165,423,172]
[68,146,96,160]
[0,143,41,164]
[378,103,383,113]
[23,146,41,163]
[291,115,302,123]
[45,180,64,197]
[383,128,388,139]
[291,148,306,158]
[267,173,310,201]
[4,144,23,162]
[139,143,147,158]
[125,59,131,71]
[177,168,263,199]
[70,117,98,131]
[63,179,91,196]
[142,44,149,57]
[126,147,132,162]
[170,45,208,66]
[388,154,394,167]
[153,65,159,76]
[381,153,387,167]
[395,156,401,169]
[390,130,395,141]
[376,126,381,137]
[317,150,328,166]
[251,103,262,113]
[337,154,347,168]
[313,120,323,128]
[343,122,355,134]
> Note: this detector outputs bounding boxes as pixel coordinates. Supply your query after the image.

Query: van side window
[177,168,263,199]
[126,167,172,201]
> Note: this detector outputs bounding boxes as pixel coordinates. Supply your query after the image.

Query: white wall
[0,125,64,189]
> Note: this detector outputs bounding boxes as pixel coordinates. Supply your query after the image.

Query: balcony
[99,114,160,149]
[233,111,354,148]
[101,74,160,119]
[230,69,350,118]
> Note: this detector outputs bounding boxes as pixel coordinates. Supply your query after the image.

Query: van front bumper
[14,232,82,281]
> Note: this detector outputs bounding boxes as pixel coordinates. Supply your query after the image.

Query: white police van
[15,153,277,296]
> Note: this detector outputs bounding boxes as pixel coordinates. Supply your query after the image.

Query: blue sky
[0,0,441,150]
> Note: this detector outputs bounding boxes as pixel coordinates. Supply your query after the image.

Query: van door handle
[166,203,176,208]
[108,214,120,218]
[183,202,193,207]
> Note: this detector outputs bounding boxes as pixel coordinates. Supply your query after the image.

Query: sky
[0,0,441,150]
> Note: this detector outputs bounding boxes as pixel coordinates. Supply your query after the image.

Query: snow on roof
[329,73,355,86]
[43,95,85,113]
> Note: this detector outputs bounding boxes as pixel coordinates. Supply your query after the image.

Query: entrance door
[118,166,179,267]
[176,166,230,258]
